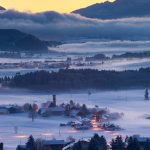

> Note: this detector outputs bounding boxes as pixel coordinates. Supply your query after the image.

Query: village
[0,94,124,131]
[0,56,106,71]
[0,94,124,150]
[0,90,149,150]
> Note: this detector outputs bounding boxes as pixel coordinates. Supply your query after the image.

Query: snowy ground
[0,89,149,149]
[70,58,150,71]
[1,40,150,77]
[0,57,150,77]
[0,40,150,149]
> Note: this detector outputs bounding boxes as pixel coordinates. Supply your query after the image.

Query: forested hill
[3,68,150,90]
[0,6,5,11]
[73,0,150,19]
[0,29,48,52]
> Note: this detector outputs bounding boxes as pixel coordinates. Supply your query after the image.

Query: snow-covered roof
[63,142,75,150]
[81,118,90,122]
[40,108,47,114]
[48,107,65,112]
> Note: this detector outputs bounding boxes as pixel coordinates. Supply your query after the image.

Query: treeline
[112,51,150,59]
[2,68,150,90]
[85,51,150,61]
[16,134,150,150]
[73,134,150,150]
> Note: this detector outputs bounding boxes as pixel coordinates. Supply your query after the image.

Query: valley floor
[0,89,149,149]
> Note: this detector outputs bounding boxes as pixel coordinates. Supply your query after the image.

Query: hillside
[0,29,48,52]
[0,6,5,11]
[73,0,150,19]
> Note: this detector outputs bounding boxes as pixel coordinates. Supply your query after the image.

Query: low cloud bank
[0,10,150,41]
[51,40,150,53]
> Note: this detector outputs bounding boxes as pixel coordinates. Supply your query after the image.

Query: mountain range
[0,6,5,11]
[73,0,150,19]
[0,29,48,52]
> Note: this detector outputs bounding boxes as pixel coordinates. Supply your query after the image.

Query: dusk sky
[0,0,114,13]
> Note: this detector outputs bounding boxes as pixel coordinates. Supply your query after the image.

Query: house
[43,140,66,150]
[0,108,9,115]
[7,105,23,114]
[70,110,79,118]
[0,105,23,115]
[40,107,65,116]
[47,107,65,116]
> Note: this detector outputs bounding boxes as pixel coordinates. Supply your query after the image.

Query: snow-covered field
[0,40,150,77]
[0,89,150,149]
[0,57,150,77]
[71,58,150,71]
[0,40,150,149]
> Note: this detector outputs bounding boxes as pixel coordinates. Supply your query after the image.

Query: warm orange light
[91,118,102,131]
[14,135,28,139]
[105,130,113,133]
[66,129,80,133]
[92,127,102,131]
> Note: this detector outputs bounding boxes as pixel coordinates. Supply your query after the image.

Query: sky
[0,0,114,13]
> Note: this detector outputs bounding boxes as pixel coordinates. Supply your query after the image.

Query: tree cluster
[73,134,150,150]
[4,68,150,90]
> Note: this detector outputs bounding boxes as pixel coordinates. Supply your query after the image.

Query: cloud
[0,9,150,41]
[51,40,150,54]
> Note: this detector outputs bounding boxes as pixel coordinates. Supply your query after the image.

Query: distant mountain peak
[73,0,150,19]
[0,6,6,11]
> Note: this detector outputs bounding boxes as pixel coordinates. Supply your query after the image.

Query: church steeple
[52,94,56,106]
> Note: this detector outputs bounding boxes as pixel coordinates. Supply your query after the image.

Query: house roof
[48,107,65,112]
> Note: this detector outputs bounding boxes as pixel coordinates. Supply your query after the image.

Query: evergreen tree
[72,141,82,150]
[144,139,150,150]
[111,136,125,150]
[88,134,107,150]
[26,135,37,150]
[16,145,23,150]
[126,137,140,150]
[99,136,107,150]
[88,137,99,150]
[93,134,101,141]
